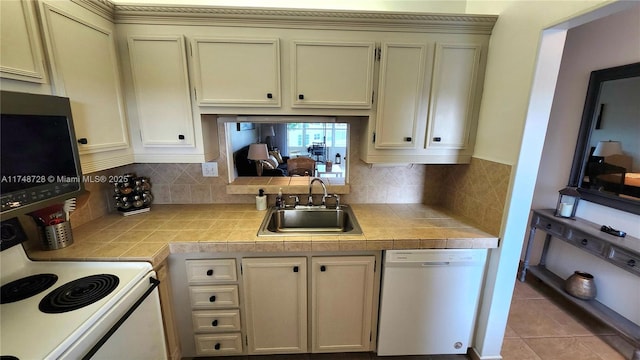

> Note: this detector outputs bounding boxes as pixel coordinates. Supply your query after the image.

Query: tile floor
[189,274,635,360]
[502,275,635,360]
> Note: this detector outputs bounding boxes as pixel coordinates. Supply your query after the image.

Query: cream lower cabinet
[311,256,376,353]
[243,256,376,355]
[38,1,132,173]
[185,259,243,356]
[242,257,308,354]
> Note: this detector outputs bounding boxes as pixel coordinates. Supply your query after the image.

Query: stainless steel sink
[257,205,363,236]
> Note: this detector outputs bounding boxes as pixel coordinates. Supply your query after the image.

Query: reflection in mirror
[570,62,640,214]
[228,121,348,178]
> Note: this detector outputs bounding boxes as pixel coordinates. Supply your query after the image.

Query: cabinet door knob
[212,319,218,327]
[293,266,299,273]
[320,265,326,272]
[77,138,88,144]
[404,137,412,142]
[267,93,273,99]
[298,94,304,100]
[433,137,442,142]
[206,269,214,276]
[209,295,216,302]
[214,343,221,350]
[178,134,185,140]
[581,239,588,246]
[628,259,636,267]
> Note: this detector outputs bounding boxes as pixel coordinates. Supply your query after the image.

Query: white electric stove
[0,218,167,360]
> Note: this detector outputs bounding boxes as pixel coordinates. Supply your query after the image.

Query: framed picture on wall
[237,122,255,131]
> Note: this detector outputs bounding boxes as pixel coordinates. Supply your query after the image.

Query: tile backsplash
[70,120,511,236]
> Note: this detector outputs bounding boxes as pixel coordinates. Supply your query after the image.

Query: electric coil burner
[0,273,58,304]
[39,274,120,313]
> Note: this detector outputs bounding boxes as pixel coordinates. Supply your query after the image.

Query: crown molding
[71,0,115,21]
[112,4,497,34]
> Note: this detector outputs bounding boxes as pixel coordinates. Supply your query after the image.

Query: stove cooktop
[0,273,58,304]
[0,245,152,360]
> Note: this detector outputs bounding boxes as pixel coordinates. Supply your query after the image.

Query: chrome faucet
[308,178,328,207]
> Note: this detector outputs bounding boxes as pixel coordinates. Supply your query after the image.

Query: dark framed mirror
[569,62,640,215]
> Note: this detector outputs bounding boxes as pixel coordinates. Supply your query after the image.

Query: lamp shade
[247,143,269,160]
[593,140,622,157]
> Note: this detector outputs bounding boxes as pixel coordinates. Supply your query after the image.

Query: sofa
[234,145,289,176]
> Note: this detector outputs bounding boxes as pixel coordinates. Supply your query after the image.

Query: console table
[520,209,640,360]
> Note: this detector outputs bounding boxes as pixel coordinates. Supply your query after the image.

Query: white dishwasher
[377,249,487,356]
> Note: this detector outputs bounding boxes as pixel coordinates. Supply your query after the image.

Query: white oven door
[59,273,167,360]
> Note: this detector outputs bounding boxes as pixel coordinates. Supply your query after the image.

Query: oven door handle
[81,276,161,360]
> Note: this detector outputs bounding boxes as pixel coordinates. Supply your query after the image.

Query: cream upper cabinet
[127,35,194,147]
[191,38,281,107]
[39,1,132,173]
[361,36,487,164]
[311,256,376,353]
[426,43,482,151]
[0,0,46,83]
[374,43,428,149]
[291,41,375,109]
[242,257,307,354]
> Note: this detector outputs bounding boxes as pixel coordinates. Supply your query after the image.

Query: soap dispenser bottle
[256,189,267,211]
[275,188,283,208]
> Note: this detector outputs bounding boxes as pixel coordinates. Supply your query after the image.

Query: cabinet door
[242,257,307,354]
[311,256,375,353]
[292,41,375,109]
[0,0,46,83]
[426,43,481,150]
[375,43,427,149]
[191,38,280,107]
[128,35,194,147]
[39,2,130,168]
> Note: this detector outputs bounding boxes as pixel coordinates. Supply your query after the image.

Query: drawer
[195,333,243,355]
[565,229,607,256]
[192,309,241,333]
[186,259,237,283]
[532,214,565,236]
[189,285,240,309]
[608,247,640,276]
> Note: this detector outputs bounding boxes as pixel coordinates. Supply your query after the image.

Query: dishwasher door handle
[421,261,450,266]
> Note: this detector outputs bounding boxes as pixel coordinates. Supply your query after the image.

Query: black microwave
[0,91,84,220]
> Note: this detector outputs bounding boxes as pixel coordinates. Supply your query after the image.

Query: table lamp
[248,143,270,176]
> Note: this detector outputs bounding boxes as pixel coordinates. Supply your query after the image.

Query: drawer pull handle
[214,343,221,350]
[320,265,326,272]
[298,94,304,100]
[404,137,412,142]
[581,239,588,246]
[545,224,552,230]
[178,134,185,140]
[628,259,636,267]
[267,93,273,99]
[206,269,214,276]
[77,138,88,144]
[433,137,442,142]
[209,295,216,302]
[293,266,299,273]
[212,319,218,327]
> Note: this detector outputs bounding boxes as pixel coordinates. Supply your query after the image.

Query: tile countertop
[25,204,499,268]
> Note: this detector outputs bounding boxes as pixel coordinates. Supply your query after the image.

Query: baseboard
[469,346,502,360]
